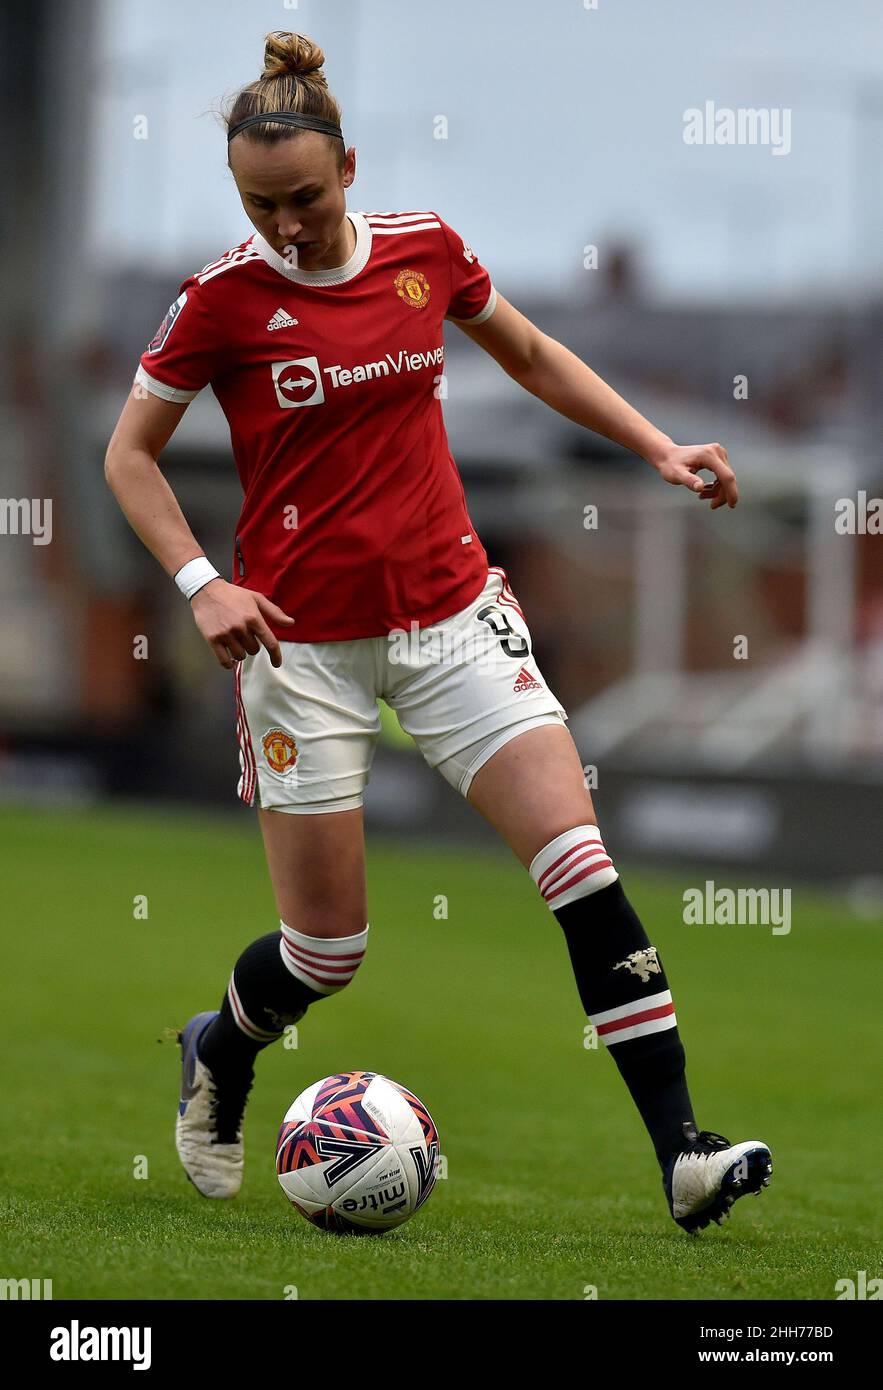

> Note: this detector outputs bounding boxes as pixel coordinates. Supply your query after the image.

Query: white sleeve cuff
[446,284,498,326]
[134,364,200,403]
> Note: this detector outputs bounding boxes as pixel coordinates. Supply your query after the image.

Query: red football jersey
[135,210,497,641]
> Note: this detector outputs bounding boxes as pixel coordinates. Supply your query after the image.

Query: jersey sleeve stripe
[368,221,442,237]
[197,246,263,284]
[134,364,200,403]
[363,211,440,226]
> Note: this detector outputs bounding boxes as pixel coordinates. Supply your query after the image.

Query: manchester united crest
[394,269,430,309]
[261,727,299,774]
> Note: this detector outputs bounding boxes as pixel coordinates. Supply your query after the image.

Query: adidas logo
[267,308,298,332]
[513,665,541,693]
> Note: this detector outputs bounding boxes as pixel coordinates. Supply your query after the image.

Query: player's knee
[529,824,619,911]
[278,919,369,997]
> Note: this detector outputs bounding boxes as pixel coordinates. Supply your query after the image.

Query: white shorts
[234,565,568,813]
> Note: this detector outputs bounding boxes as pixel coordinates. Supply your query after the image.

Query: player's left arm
[449,293,738,509]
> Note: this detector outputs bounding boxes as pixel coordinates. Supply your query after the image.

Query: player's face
[229,130,356,266]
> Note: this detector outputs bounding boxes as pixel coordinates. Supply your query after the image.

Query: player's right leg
[175,638,381,1198]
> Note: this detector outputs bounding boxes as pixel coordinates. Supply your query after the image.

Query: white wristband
[174,556,221,600]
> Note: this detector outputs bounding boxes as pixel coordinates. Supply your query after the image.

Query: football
[276,1070,440,1233]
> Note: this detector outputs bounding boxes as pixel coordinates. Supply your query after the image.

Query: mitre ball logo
[261,728,299,774]
[272,356,325,408]
[394,269,430,309]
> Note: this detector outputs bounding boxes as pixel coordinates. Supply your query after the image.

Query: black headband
[227,111,344,143]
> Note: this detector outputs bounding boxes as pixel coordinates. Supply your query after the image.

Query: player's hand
[189,578,296,670]
[650,442,738,509]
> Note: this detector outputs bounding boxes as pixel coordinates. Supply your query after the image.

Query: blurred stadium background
[2,0,882,884]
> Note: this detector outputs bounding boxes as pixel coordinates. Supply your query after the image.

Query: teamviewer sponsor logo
[272,345,445,408]
[324,345,445,388]
[272,356,325,408]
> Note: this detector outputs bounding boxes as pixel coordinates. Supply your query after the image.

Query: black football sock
[197,922,370,1078]
[530,825,696,1168]
[197,930,325,1076]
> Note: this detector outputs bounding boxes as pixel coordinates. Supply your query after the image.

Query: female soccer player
[105,31,771,1234]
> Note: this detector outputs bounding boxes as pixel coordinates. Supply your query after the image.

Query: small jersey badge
[394,269,430,309]
[261,728,299,774]
[147,292,188,354]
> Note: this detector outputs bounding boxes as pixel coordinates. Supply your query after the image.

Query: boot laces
[207,1070,254,1145]
[693,1129,731,1151]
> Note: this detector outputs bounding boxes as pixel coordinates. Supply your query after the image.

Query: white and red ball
[276,1070,440,1233]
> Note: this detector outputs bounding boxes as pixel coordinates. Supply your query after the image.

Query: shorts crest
[261,727,299,774]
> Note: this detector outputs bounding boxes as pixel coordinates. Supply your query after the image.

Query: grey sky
[90,0,883,301]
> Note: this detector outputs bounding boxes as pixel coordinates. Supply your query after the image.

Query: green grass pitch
[0,803,879,1301]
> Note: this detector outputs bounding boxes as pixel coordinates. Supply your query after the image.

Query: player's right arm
[104,386,295,669]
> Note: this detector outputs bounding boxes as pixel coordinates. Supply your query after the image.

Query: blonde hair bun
[262,32,326,80]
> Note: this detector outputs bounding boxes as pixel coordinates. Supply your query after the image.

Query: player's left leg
[466,721,701,1166]
[465,721,772,1232]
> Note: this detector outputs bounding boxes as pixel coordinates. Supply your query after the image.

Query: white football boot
[663,1123,773,1234]
[175,1010,253,1198]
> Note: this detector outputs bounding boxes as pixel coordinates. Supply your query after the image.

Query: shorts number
[476,604,530,658]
